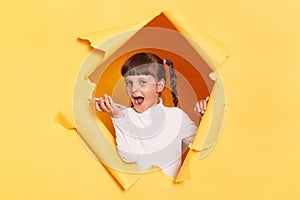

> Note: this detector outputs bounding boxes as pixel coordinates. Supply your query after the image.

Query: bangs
[121,52,166,81]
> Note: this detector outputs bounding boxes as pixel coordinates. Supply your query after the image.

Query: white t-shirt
[112,100,198,178]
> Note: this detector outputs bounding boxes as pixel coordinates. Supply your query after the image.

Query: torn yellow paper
[163,10,229,69]
[55,103,76,131]
[78,19,153,78]
[189,70,226,158]
[175,70,226,181]
[79,21,151,51]
[56,11,229,190]
[81,11,229,70]
[71,49,144,185]
[175,150,192,182]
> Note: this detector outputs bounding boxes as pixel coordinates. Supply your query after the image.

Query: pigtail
[165,59,179,107]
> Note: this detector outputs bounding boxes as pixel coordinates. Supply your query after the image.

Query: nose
[131,83,140,93]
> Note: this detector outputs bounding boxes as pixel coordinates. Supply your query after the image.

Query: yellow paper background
[1,0,300,199]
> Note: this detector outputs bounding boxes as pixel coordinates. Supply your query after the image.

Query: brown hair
[121,52,178,107]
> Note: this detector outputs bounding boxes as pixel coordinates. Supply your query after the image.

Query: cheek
[143,87,158,97]
[126,88,131,96]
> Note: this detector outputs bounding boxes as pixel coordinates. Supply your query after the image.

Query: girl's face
[124,75,164,113]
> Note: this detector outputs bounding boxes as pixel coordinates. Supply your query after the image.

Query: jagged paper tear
[56,10,229,190]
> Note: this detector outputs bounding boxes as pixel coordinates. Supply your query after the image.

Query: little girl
[95,52,208,178]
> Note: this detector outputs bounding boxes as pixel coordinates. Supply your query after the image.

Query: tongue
[135,97,144,104]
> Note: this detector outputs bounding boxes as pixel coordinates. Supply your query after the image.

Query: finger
[200,100,205,114]
[203,100,207,112]
[104,94,113,112]
[194,102,201,113]
[107,95,118,110]
[199,100,208,114]
[95,101,102,112]
[203,96,209,112]
[99,97,109,112]
[205,96,210,102]
[202,99,207,110]
[105,94,114,106]
[107,95,114,105]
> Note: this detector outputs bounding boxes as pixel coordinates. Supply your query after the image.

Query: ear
[156,79,165,93]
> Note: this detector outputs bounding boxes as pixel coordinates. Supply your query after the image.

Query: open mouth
[132,96,144,105]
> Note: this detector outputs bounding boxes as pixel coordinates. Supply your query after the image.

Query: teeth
[133,96,144,105]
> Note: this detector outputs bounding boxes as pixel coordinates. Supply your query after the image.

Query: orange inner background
[91,13,214,134]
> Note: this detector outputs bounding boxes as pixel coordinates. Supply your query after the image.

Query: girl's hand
[95,94,124,118]
[194,96,209,117]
